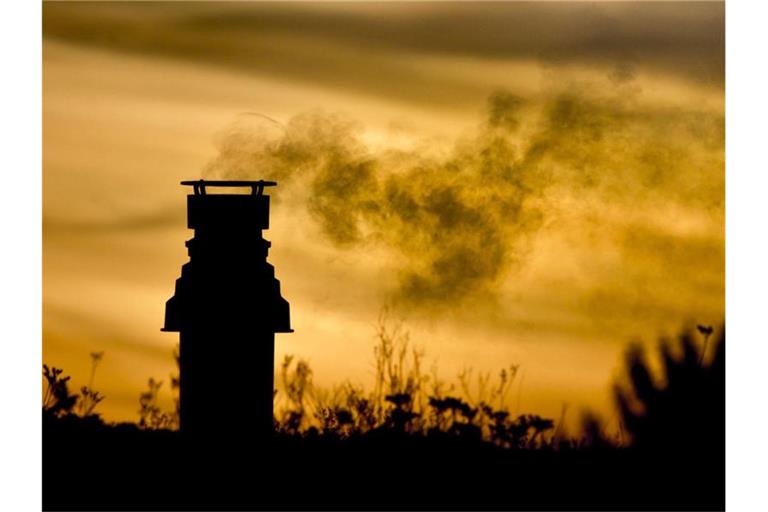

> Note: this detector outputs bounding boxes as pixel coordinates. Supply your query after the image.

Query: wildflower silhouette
[77,351,105,417]
[138,378,175,429]
[43,365,77,416]
[696,324,714,365]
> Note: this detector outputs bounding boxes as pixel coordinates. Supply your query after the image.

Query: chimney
[163,180,292,438]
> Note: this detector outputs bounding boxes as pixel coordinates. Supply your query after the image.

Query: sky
[42,1,724,431]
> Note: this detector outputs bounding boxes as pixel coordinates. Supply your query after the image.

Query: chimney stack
[163,180,291,439]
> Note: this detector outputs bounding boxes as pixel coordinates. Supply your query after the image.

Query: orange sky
[42,1,724,432]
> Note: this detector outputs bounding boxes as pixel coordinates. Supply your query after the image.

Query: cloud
[43,1,724,106]
[42,206,184,234]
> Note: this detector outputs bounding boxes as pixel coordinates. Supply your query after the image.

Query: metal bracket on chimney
[180,179,278,196]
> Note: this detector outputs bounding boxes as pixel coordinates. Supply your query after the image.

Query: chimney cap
[180,179,277,196]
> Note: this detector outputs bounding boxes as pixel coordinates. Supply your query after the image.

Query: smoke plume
[205,86,723,309]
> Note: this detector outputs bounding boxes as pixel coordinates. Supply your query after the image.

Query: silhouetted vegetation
[272,318,559,450]
[42,365,77,417]
[138,377,177,430]
[615,325,724,452]
[43,324,724,510]
[43,351,106,421]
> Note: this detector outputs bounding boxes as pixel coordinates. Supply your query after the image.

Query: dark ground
[43,414,723,511]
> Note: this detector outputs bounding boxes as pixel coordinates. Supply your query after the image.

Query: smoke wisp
[205,85,723,310]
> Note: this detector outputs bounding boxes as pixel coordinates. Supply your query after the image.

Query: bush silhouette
[614,325,724,451]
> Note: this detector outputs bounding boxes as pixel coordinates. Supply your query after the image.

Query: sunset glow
[43,1,724,433]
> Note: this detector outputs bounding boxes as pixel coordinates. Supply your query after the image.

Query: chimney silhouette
[163,180,292,438]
